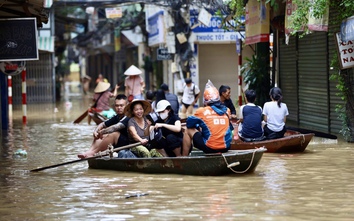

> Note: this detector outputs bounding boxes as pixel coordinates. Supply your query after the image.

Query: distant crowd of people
[78,65,288,159]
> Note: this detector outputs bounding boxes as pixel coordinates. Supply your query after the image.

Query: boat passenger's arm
[154,120,181,133]
[93,122,106,138]
[100,122,125,135]
[128,126,148,145]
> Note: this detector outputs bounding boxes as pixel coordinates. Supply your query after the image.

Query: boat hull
[88,149,266,176]
[231,131,314,153]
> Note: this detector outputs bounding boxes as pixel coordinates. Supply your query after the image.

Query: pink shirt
[125,75,144,96]
[94,91,112,111]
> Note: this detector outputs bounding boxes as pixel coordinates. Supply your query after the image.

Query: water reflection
[1,96,354,220]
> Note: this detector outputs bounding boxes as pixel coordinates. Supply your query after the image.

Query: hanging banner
[285,0,298,34]
[335,32,354,70]
[285,0,329,34]
[114,29,121,52]
[308,0,329,32]
[341,16,354,42]
[147,11,165,46]
[245,0,270,45]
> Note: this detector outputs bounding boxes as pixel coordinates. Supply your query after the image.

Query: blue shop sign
[341,16,354,42]
[190,9,244,33]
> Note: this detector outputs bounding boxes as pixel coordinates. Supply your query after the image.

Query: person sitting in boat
[145,90,155,106]
[148,100,183,157]
[78,94,130,159]
[182,80,232,156]
[219,85,237,119]
[263,87,289,139]
[125,99,161,157]
[88,81,119,125]
[238,89,265,142]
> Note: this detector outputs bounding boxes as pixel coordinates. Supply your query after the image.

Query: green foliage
[227,0,245,20]
[227,0,279,21]
[241,55,271,107]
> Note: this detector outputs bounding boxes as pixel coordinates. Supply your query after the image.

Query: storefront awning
[38,36,55,53]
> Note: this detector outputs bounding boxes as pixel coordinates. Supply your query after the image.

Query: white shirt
[263,101,289,132]
[181,83,200,105]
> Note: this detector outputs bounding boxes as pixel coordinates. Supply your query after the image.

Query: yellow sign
[105,7,122,19]
[245,0,270,45]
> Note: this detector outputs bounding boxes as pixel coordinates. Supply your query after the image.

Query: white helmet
[155,100,171,112]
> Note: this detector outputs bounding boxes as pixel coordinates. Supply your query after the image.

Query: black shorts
[182,102,191,109]
[114,134,129,148]
[192,132,228,154]
[264,125,286,140]
[155,134,182,150]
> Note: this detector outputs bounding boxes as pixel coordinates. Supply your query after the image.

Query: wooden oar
[73,110,89,124]
[30,142,141,172]
[286,126,337,139]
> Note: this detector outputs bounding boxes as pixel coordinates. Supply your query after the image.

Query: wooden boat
[88,148,266,176]
[181,118,314,153]
[90,110,108,125]
[231,130,314,153]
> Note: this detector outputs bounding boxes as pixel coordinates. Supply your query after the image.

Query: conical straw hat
[124,99,152,117]
[124,65,142,76]
[94,82,111,93]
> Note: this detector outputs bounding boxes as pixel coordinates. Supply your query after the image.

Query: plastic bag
[203,79,220,105]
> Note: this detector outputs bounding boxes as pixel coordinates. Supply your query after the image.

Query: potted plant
[241,54,271,108]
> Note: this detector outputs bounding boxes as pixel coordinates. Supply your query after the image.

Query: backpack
[148,128,163,148]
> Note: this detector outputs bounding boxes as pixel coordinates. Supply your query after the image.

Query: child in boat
[182,80,232,156]
[263,87,289,139]
[148,100,183,157]
[238,89,265,142]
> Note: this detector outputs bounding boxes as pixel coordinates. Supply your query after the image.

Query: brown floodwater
[1,94,354,220]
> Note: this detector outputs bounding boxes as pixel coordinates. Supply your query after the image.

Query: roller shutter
[298,32,328,131]
[279,35,298,122]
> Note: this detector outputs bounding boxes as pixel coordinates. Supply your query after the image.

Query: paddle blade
[30,142,142,172]
[73,110,88,124]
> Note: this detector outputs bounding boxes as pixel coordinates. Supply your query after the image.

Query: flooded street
[1,94,354,220]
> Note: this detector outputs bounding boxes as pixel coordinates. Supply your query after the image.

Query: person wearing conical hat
[88,81,119,125]
[124,65,145,101]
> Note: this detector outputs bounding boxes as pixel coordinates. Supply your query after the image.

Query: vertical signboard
[245,0,270,45]
[0,18,38,61]
[335,32,354,70]
[147,11,165,46]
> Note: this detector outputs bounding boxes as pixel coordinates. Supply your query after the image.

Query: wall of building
[197,43,254,108]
